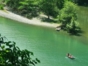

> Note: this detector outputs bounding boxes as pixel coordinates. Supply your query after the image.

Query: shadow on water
[69,29,84,36]
[59,27,84,37]
[58,25,84,36]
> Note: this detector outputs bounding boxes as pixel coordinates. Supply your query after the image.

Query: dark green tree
[70,0,88,6]
[0,0,5,10]
[4,0,20,10]
[0,34,40,66]
[59,1,80,34]
[56,0,65,9]
[18,0,39,18]
[39,0,59,19]
[4,0,40,18]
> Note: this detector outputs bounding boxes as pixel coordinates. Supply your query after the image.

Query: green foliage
[56,0,65,9]
[0,0,4,10]
[59,1,80,34]
[71,0,88,6]
[5,0,39,18]
[5,0,20,9]
[39,0,59,19]
[18,0,39,18]
[0,5,4,10]
[0,34,40,66]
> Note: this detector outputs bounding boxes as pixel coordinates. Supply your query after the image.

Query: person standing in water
[67,53,73,58]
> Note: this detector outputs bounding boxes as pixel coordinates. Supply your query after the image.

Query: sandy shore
[0,10,60,28]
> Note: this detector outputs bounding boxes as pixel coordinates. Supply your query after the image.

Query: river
[0,17,88,66]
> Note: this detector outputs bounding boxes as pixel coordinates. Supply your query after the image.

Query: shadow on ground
[38,16,58,23]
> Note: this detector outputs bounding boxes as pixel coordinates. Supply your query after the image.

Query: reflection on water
[0,17,88,66]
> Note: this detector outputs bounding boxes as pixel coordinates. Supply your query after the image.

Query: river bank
[0,10,60,28]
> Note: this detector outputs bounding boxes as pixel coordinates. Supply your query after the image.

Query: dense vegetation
[39,0,59,19]
[0,0,4,9]
[0,34,40,66]
[0,0,66,18]
[59,1,80,34]
[0,0,88,65]
[0,0,87,34]
[71,0,88,6]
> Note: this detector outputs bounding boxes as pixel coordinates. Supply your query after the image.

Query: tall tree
[5,0,20,10]
[18,0,39,17]
[71,0,88,6]
[56,0,65,9]
[59,1,80,34]
[39,0,59,19]
[0,0,5,10]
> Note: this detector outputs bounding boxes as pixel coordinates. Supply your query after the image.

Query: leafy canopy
[40,0,59,19]
[59,1,80,34]
[0,34,40,66]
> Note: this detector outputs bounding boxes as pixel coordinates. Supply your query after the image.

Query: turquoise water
[0,17,88,66]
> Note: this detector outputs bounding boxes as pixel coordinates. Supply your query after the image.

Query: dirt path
[0,10,60,28]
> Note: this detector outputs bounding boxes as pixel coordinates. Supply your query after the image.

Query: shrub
[0,34,40,66]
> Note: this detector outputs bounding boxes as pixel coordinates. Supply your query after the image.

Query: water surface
[0,17,88,66]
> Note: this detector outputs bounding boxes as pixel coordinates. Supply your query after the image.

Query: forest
[0,0,88,66]
[1,0,86,34]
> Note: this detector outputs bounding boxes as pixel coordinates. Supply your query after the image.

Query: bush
[59,1,80,34]
[0,34,40,66]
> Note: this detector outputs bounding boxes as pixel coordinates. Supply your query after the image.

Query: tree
[0,0,5,10]
[18,0,39,18]
[59,1,80,34]
[39,0,59,19]
[4,0,20,10]
[4,0,40,18]
[0,4,4,10]
[70,0,88,6]
[56,0,73,9]
[56,0,65,9]
[0,34,40,66]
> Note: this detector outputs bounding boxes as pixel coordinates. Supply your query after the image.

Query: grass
[77,6,88,39]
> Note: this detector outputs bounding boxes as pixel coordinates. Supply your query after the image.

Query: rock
[56,27,61,31]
